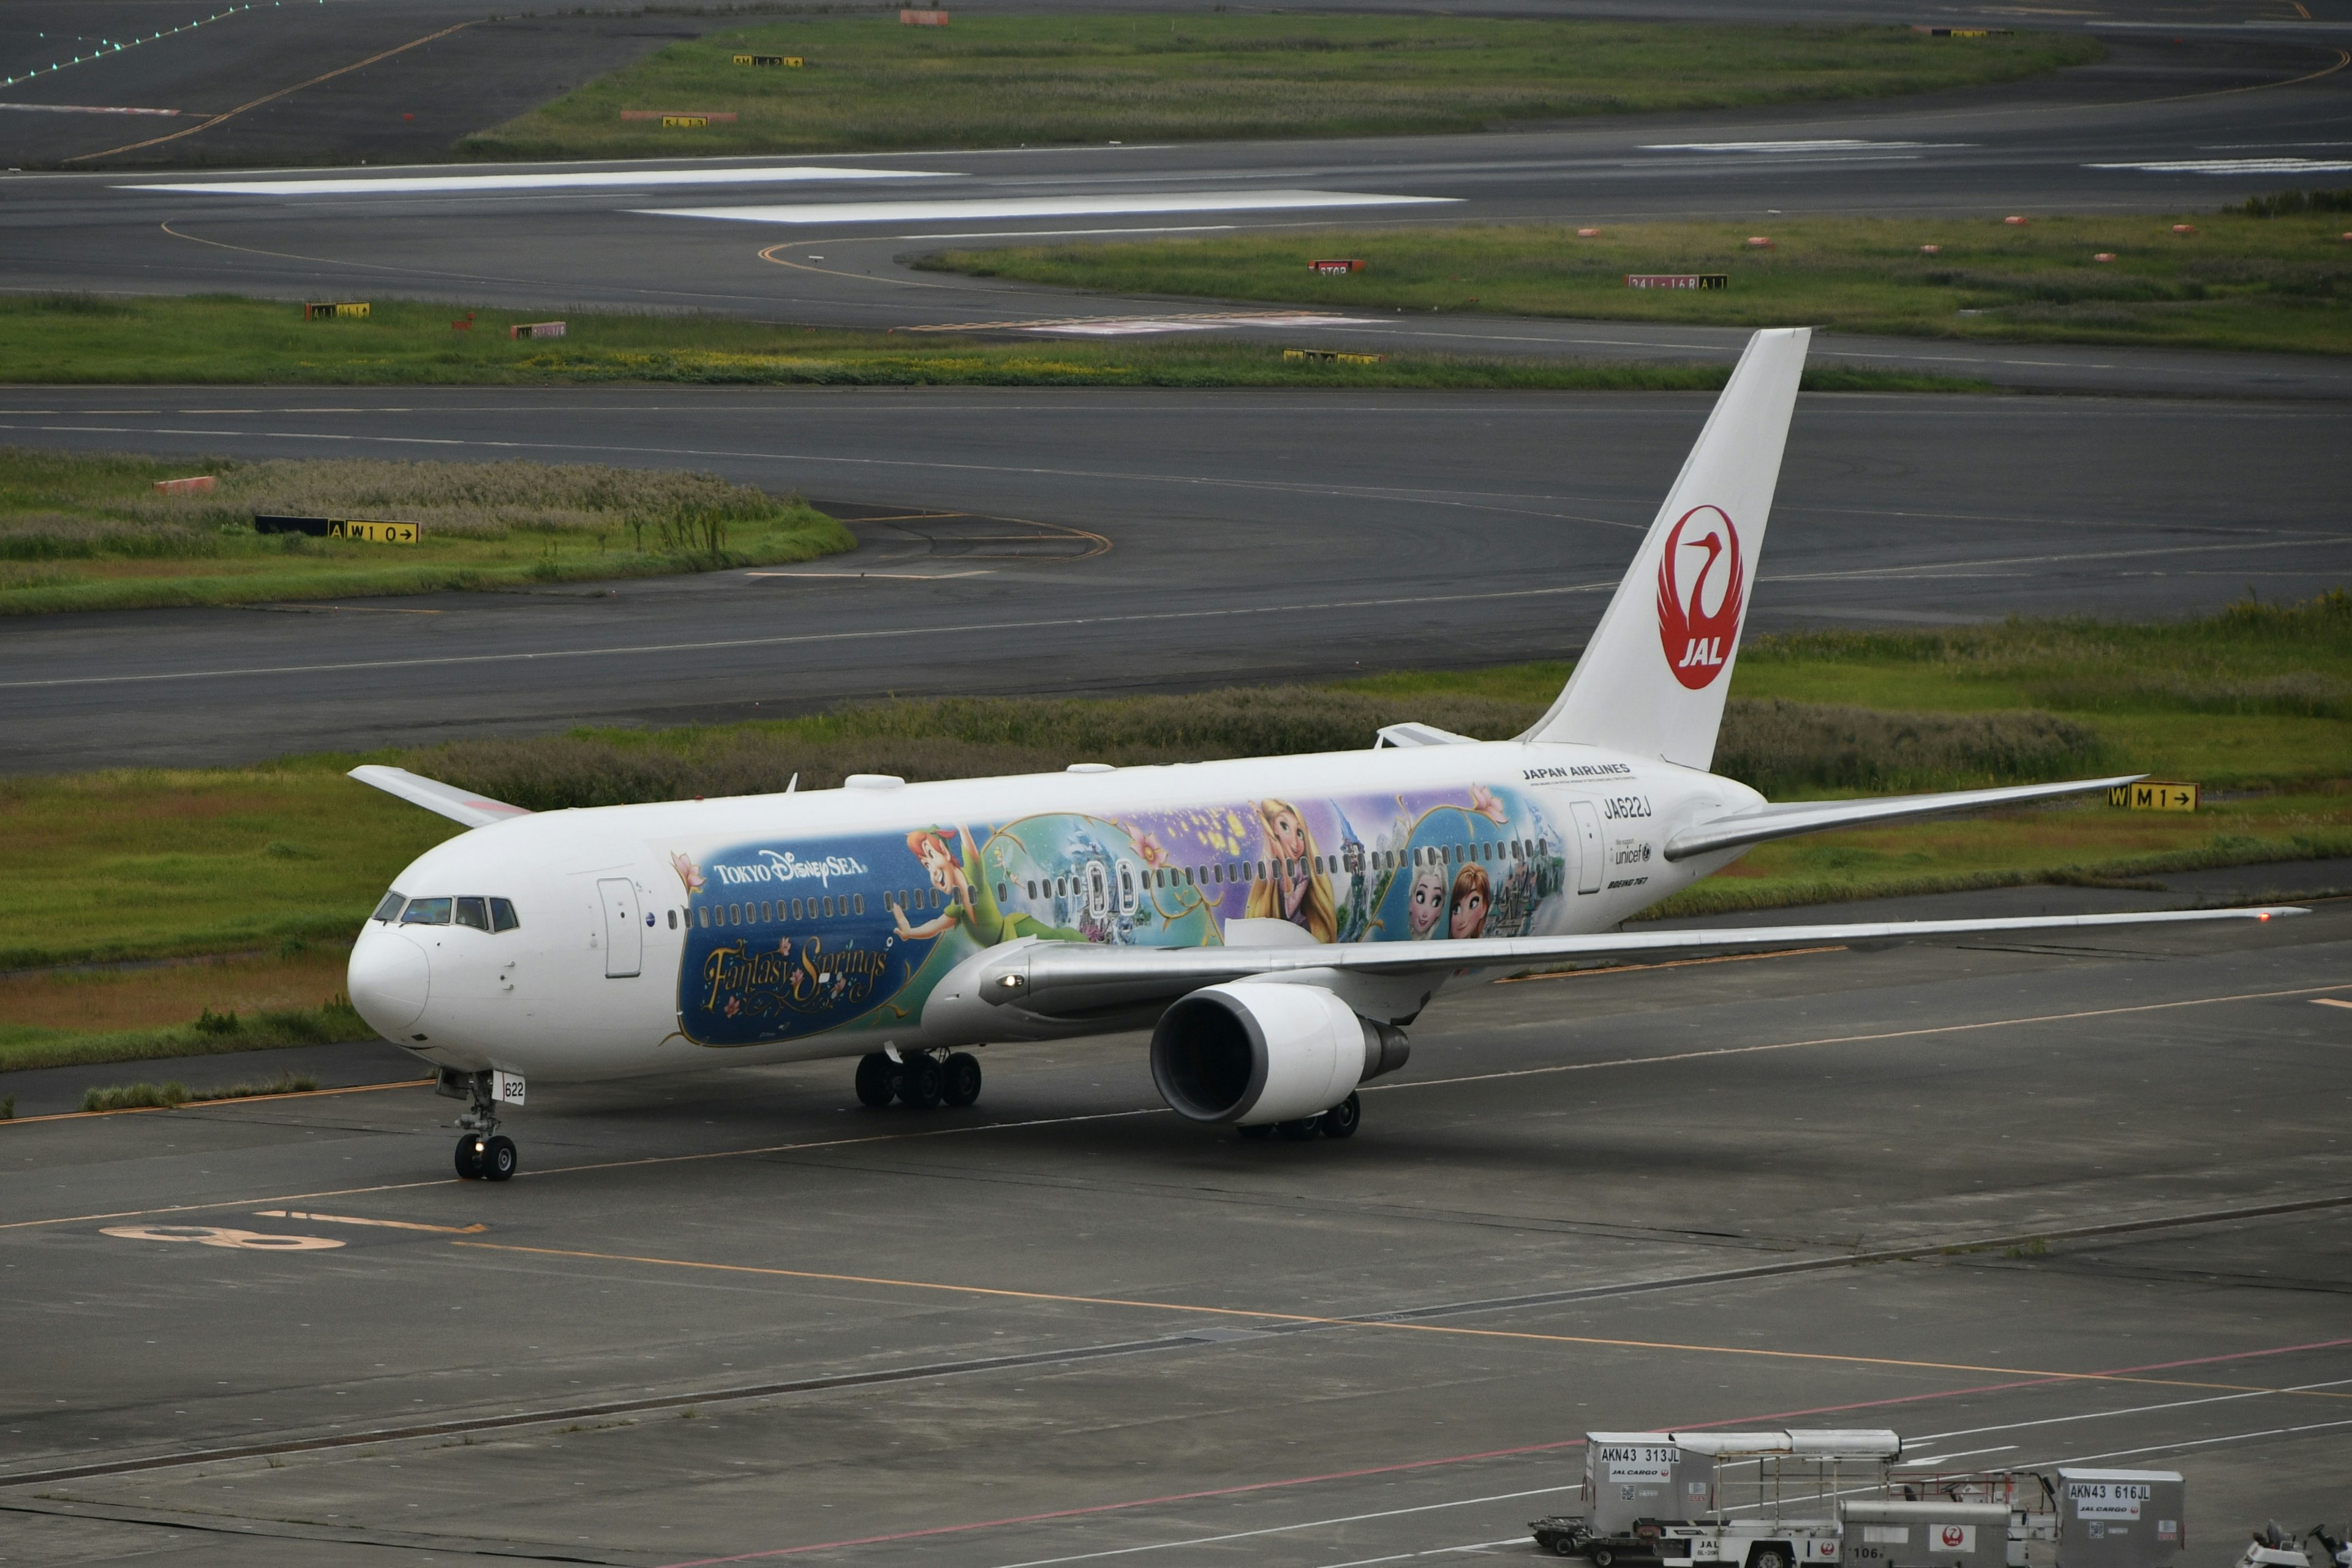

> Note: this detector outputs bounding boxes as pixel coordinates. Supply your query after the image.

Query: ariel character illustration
[1449,864,1492,940]
[1243,798,1337,943]
[893,825,1083,948]
[1406,859,1448,940]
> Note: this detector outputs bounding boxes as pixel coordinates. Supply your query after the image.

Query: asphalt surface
[3,385,2346,772]
[4,25,2350,394]
[4,884,2346,1565]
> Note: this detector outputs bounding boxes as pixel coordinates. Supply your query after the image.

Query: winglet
[349,766,532,829]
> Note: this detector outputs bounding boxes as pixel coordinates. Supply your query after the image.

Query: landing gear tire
[1276,1116,1322,1141]
[1236,1123,1274,1140]
[454,1135,486,1180]
[482,1134,518,1182]
[1319,1092,1361,1140]
[941,1051,982,1107]
[854,1052,896,1108]
[897,1054,944,1109]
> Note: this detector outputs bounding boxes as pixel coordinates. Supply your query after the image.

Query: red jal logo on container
[1941,1527,1969,1549]
[1655,505,1744,689]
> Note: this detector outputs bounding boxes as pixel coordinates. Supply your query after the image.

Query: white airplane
[346,328,2299,1182]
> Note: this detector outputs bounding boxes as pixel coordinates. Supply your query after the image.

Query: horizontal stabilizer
[1664,774,2145,861]
[348,766,532,829]
[978,904,2302,1017]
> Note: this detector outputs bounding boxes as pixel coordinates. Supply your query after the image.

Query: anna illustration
[893,825,1084,948]
[1243,798,1337,943]
[1449,864,1492,941]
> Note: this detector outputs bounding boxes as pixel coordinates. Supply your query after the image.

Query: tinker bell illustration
[893,825,1082,947]
[1243,798,1337,943]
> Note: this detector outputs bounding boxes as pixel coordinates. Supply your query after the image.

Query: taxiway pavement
[6,30,2350,394]
[1,385,2345,772]
[4,889,2346,1565]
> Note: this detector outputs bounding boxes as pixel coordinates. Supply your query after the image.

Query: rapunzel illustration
[1243,798,1337,943]
[1449,864,1492,940]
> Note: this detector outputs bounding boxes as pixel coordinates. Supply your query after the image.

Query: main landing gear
[856,1049,982,1110]
[1236,1091,1360,1142]
[441,1070,518,1182]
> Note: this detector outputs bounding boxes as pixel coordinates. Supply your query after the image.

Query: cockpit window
[371,891,405,923]
[490,897,519,933]
[454,897,490,931]
[401,897,453,926]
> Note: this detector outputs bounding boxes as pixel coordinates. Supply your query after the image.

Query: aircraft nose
[349,932,431,1035]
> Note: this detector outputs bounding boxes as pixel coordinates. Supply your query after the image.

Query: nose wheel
[446,1071,519,1181]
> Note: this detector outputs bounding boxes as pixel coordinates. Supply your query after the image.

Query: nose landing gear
[441,1069,519,1182]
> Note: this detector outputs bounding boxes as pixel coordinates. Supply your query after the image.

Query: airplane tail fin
[1520,327,1809,769]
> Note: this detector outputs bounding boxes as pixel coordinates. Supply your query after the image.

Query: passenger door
[1568,801,1605,894]
[597,877,643,978]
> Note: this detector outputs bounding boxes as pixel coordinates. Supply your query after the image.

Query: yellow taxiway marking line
[255,1209,486,1234]
[452,1239,2352,1403]
[1497,944,1847,984]
[5,980,2345,1234]
[0,1077,434,1127]
[2312,997,2352,1011]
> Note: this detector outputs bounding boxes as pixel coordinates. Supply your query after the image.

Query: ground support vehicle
[1532,1430,1902,1564]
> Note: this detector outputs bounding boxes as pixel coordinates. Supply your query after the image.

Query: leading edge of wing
[1662,774,2147,862]
[981,905,2305,1012]
[348,765,532,829]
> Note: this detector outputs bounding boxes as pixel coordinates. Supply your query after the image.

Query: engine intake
[1150,982,1409,1126]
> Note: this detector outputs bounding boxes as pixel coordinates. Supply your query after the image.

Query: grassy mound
[467,18,2096,159]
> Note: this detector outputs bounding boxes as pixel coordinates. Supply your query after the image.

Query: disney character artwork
[673,782,1574,1048]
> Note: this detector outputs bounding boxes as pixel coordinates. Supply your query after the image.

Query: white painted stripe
[2088,156,2352,174]
[117,165,951,197]
[1640,139,1966,152]
[0,101,179,116]
[636,189,1459,225]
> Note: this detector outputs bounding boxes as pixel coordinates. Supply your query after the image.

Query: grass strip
[0,294,1982,397]
[466,17,2096,160]
[924,203,2352,356]
[0,444,849,613]
[2,597,2342,1067]
[78,1072,322,1114]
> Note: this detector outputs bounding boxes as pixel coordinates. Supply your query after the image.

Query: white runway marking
[986,1487,1570,1568]
[1640,138,1965,152]
[638,189,1458,225]
[2088,156,2352,174]
[119,165,952,197]
[1019,312,1379,337]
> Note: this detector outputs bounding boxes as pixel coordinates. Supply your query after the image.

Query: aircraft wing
[977,905,2302,1017]
[348,766,532,829]
[1663,774,2146,861]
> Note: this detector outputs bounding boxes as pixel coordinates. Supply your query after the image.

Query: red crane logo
[1655,505,1744,690]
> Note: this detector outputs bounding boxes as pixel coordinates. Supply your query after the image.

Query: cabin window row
[374,892,520,932]
[1000,837,1549,902]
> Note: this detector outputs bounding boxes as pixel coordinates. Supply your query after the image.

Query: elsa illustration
[1406,859,1448,940]
[1449,864,1492,940]
[1243,798,1336,943]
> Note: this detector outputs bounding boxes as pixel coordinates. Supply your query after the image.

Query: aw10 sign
[1655,505,1744,689]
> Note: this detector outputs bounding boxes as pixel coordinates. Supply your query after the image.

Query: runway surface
[6,25,2350,394]
[3,385,2346,772]
[5,886,2346,1565]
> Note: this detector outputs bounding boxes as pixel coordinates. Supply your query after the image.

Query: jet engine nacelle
[1150,982,1409,1126]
